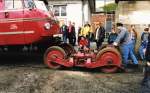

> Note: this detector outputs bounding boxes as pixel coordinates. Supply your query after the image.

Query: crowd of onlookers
[60,21,150,66]
[60,21,76,46]
[60,21,106,49]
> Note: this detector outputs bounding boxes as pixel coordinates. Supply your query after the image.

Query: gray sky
[96,0,115,1]
[96,0,115,8]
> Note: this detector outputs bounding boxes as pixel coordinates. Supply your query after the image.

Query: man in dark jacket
[95,22,105,49]
[60,22,68,43]
[72,22,76,46]
[139,28,149,62]
[140,28,150,93]
[145,31,150,63]
[68,21,76,46]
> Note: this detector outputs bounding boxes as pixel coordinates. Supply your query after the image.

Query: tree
[102,3,117,12]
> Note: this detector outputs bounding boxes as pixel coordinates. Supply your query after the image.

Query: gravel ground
[0,54,145,93]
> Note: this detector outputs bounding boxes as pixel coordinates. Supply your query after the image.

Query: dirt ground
[0,54,145,93]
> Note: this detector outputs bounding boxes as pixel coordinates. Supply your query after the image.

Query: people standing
[60,22,68,43]
[72,22,76,46]
[77,26,82,43]
[128,25,138,65]
[108,26,118,44]
[141,31,150,92]
[139,28,149,62]
[129,25,137,50]
[95,22,105,49]
[67,21,76,46]
[113,23,138,68]
[145,29,150,63]
[79,22,92,48]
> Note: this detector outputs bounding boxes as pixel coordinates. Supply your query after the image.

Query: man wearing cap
[113,23,138,68]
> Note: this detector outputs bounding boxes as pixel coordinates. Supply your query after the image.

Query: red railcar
[0,0,59,48]
[0,0,60,46]
[0,0,123,73]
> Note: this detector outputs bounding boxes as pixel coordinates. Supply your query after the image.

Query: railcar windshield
[24,0,49,12]
[24,0,52,16]
[24,0,57,20]
[34,1,48,12]
[24,0,36,9]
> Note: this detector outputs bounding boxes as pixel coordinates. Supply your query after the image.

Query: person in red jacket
[79,36,89,51]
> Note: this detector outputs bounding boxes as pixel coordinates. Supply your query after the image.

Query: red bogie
[44,44,123,73]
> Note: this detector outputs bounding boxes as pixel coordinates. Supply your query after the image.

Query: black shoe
[133,64,139,68]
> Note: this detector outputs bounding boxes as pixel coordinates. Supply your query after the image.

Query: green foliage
[102,3,117,12]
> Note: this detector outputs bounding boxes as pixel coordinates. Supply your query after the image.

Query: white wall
[83,1,91,24]
[66,3,83,40]
[48,0,92,34]
[67,4,83,28]
[67,2,91,27]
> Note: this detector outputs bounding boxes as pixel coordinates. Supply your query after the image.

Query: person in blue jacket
[108,26,118,44]
[113,23,138,68]
[139,28,149,62]
[145,29,150,63]
[140,27,150,93]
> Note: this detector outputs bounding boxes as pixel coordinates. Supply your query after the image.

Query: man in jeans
[113,23,138,68]
[139,28,149,62]
[60,22,68,43]
[141,30,150,92]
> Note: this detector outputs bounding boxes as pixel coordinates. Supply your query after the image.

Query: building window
[53,5,67,16]
[53,6,59,16]
[61,6,66,16]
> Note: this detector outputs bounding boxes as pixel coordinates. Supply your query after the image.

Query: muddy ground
[0,54,145,93]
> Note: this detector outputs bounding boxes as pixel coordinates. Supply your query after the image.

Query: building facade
[91,13,115,33]
[47,0,95,29]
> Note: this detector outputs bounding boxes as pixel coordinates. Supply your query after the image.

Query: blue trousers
[139,45,145,60]
[63,34,67,43]
[130,40,138,64]
[120,43,138,66]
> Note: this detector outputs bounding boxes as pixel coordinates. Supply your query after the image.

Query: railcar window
[34,1,48,12]
[5,0,22,10]
[53,6,59,16]
[24,0,35,8]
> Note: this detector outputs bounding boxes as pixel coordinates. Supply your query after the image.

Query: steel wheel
[96,47,122,73]
[98,44,107,51]
[59,43,76,56]
[44,46,66,69]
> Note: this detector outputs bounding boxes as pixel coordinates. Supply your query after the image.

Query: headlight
[44,23,51,30]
